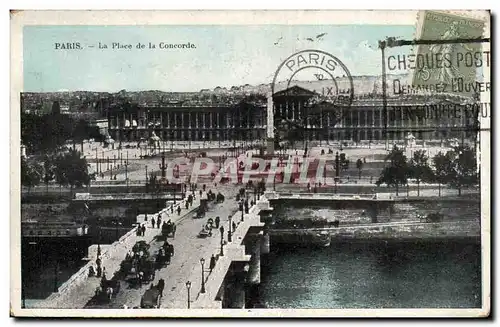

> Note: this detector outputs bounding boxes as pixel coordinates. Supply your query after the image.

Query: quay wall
[270,220,481,244]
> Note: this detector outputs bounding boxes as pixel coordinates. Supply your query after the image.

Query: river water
[258,203,481,309]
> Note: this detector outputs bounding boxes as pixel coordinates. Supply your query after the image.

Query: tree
[51,101,61,115]
[432,151,454,197]
[376,145,408,196]
[356,158,363,180]
[408,150,433,196]
[21,157,43,193]
[21,112,75,154]
[43,155,56,193]
[53,149,93,195]
[449,145,478,195]
[73,118,90,153]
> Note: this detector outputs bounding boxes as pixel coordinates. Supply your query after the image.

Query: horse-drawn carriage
[161,221,177,238]
[120,241,156,286]
[141,286,162,308]
[154,244,174,269]
[141,279,165,309]
[216,192,225,203]
[94,276,121,303]
[197,218,214,238]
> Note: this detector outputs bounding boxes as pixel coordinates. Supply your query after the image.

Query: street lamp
[200,258,206,293]
[228,215,232,242]
[240,201,244,222]
[125,161,129,189]
[185,281,191,308]
[219,226,224,256]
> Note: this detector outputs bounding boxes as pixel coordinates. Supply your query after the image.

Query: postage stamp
[10,10,490,318]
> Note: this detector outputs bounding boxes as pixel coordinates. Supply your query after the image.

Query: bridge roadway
[86,186,244,309]
[34,184,250,309]
[33,191,203,309]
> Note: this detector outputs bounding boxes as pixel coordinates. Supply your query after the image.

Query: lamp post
[185,281,191,308]
[228,215,232,242]
[240,201,244,222]
[95,148,99,174]
[125,161,129,189]
[200,258,206,293]
[219,226,224,256]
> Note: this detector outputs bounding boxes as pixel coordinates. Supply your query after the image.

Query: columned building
[107,103,268,143]
[107,86,478,144]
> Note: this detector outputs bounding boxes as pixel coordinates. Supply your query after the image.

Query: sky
[23,25,415,92]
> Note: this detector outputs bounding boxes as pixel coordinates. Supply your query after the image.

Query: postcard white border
[10,9,491,318]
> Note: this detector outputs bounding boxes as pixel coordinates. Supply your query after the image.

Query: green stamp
[412,11,488,96]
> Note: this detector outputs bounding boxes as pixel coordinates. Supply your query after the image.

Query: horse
[106,287,114,300]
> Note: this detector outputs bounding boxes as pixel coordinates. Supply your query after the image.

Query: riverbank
[270,220,481,245]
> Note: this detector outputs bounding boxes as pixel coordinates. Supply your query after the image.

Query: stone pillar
[261,230,270,255]
[297,100,301,120]
[266,94,274,154]
[367,204,378,223]
[248,233,262,285]
[226,268,247,308]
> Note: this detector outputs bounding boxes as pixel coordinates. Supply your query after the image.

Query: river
[257,202,481,309]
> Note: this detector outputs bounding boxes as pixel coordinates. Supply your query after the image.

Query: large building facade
[107,86,478,144]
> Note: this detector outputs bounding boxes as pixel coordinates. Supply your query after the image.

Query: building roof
[273,85,318,98]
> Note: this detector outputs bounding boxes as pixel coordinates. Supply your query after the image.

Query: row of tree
[376,145,478,196]
[21,149,95,194]
[21,109,103,155]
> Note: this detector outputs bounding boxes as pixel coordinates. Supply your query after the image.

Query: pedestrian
[209,254,216,273]
[215,216,220,229]
[157,279,165,298]
[141,224,146,236]
[232,221,236,233]
[157,216,162,229]
[151,217,156,229]
[165,248,171,264]
[177,206,181,215]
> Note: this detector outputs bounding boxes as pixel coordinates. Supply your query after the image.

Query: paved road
[85,184,241,309]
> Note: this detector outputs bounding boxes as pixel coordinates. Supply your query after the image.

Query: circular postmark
[271,49,354,109]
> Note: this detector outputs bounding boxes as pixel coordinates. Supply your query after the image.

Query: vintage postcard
[10,10,491,317]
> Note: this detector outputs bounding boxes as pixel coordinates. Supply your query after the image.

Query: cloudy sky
[23,24,414,92]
